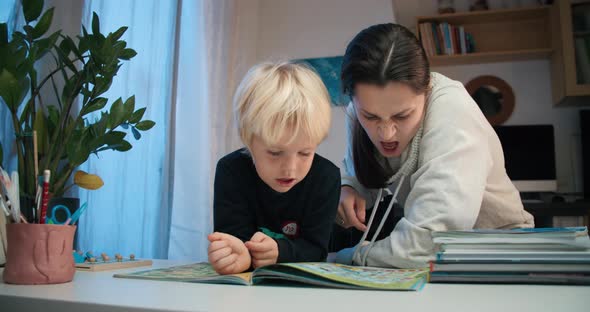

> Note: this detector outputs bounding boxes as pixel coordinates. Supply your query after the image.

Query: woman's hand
[337,186,367,231]
[207,232,252,274]
[245,232,279,268]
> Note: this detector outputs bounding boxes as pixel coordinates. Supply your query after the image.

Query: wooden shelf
[417,6,551,24]
[429,49,553,67]
[417,6,552,67]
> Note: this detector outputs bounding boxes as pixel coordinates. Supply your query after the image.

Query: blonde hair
[234,61,332,148]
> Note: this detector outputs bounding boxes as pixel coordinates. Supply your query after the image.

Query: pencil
[33,130,38,179]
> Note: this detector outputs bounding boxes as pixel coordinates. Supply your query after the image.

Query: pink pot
[3,223,76,285]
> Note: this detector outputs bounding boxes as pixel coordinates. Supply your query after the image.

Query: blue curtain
[0,0,19,172]
[77,0,179,259]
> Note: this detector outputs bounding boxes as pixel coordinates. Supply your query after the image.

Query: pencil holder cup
[3,223,76,285]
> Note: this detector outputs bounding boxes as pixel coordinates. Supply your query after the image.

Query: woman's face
[353,82,426,157]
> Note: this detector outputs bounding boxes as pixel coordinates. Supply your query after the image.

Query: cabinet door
[551,0,590,104]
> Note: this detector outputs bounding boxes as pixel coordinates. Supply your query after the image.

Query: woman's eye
[299,152,311,157]
[268,151,282,156]
[364,115,379,121]
[396,114,409,120]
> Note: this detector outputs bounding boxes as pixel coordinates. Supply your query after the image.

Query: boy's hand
[207,232,251,275]
[245,232,278,268]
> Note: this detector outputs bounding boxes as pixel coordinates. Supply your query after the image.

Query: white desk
[1,260,589,312]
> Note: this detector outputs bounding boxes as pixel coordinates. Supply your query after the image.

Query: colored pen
[68,202,88,225]
[40,170,50,224]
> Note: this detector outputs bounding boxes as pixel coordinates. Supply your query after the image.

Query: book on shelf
[418,21,471,56]
[114,262,429,291]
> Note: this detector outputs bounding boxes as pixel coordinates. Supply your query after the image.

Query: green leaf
[33,109,47,154]
[23,25,35,38]
[0,23,7,45]
[19,98,33,125]
[114,139,132,151]
[111,26,128,41]
[128,107,146,124]
[59,35,82,60]
[0,69,29,112]
[92,77,112,97]
[102,131,126,145]
[61,73,81,104]
[58,38,71,56]
[32,8,54,39]
[123,95,135,119]
[92,12,100,35]
[88,130,124,152]
[0,69,18,106]
[55,40,77,73]
[67,136,91,166]
[132,127,141,140]
[135,120,155,131]
[108,97,124,128]
[34,30,60,60]
[119,48,137,60]
[80,97,107,116]
[23,0,43,23]
[47,105,59,127]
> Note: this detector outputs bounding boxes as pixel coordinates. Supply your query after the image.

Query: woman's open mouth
[381,141,399,154]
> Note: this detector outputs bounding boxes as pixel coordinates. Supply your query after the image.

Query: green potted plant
[0,0,155,220]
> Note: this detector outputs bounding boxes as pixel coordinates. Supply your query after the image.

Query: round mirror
[465,75,515,125]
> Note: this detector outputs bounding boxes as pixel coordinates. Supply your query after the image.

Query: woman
[333,23,533,268]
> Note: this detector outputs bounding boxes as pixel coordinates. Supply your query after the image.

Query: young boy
[208,61,341,275]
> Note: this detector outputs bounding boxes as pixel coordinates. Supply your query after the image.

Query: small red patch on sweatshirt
[281,221,300,239]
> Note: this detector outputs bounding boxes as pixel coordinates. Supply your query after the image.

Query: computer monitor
[493,125,557,193]
[581,110,590,199]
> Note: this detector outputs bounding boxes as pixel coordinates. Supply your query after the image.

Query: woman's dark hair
[341,23,430,188]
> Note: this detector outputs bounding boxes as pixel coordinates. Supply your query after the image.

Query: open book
[114,262,429,291]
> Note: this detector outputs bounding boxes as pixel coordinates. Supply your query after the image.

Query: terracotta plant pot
[3,223,76,285]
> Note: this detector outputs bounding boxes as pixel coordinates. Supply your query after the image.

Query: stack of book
[429,227,590,285]
[418,22,475,57]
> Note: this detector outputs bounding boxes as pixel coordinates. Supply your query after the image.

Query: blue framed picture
[299,56,347,106]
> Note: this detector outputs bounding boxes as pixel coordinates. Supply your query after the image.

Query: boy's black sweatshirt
[213,149,341,262]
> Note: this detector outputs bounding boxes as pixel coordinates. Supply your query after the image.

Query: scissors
[48,202,87,225]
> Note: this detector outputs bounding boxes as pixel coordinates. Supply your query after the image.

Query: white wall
[255,0,395,168]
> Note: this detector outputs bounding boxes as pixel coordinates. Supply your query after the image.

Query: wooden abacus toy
[74,251,152,271]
